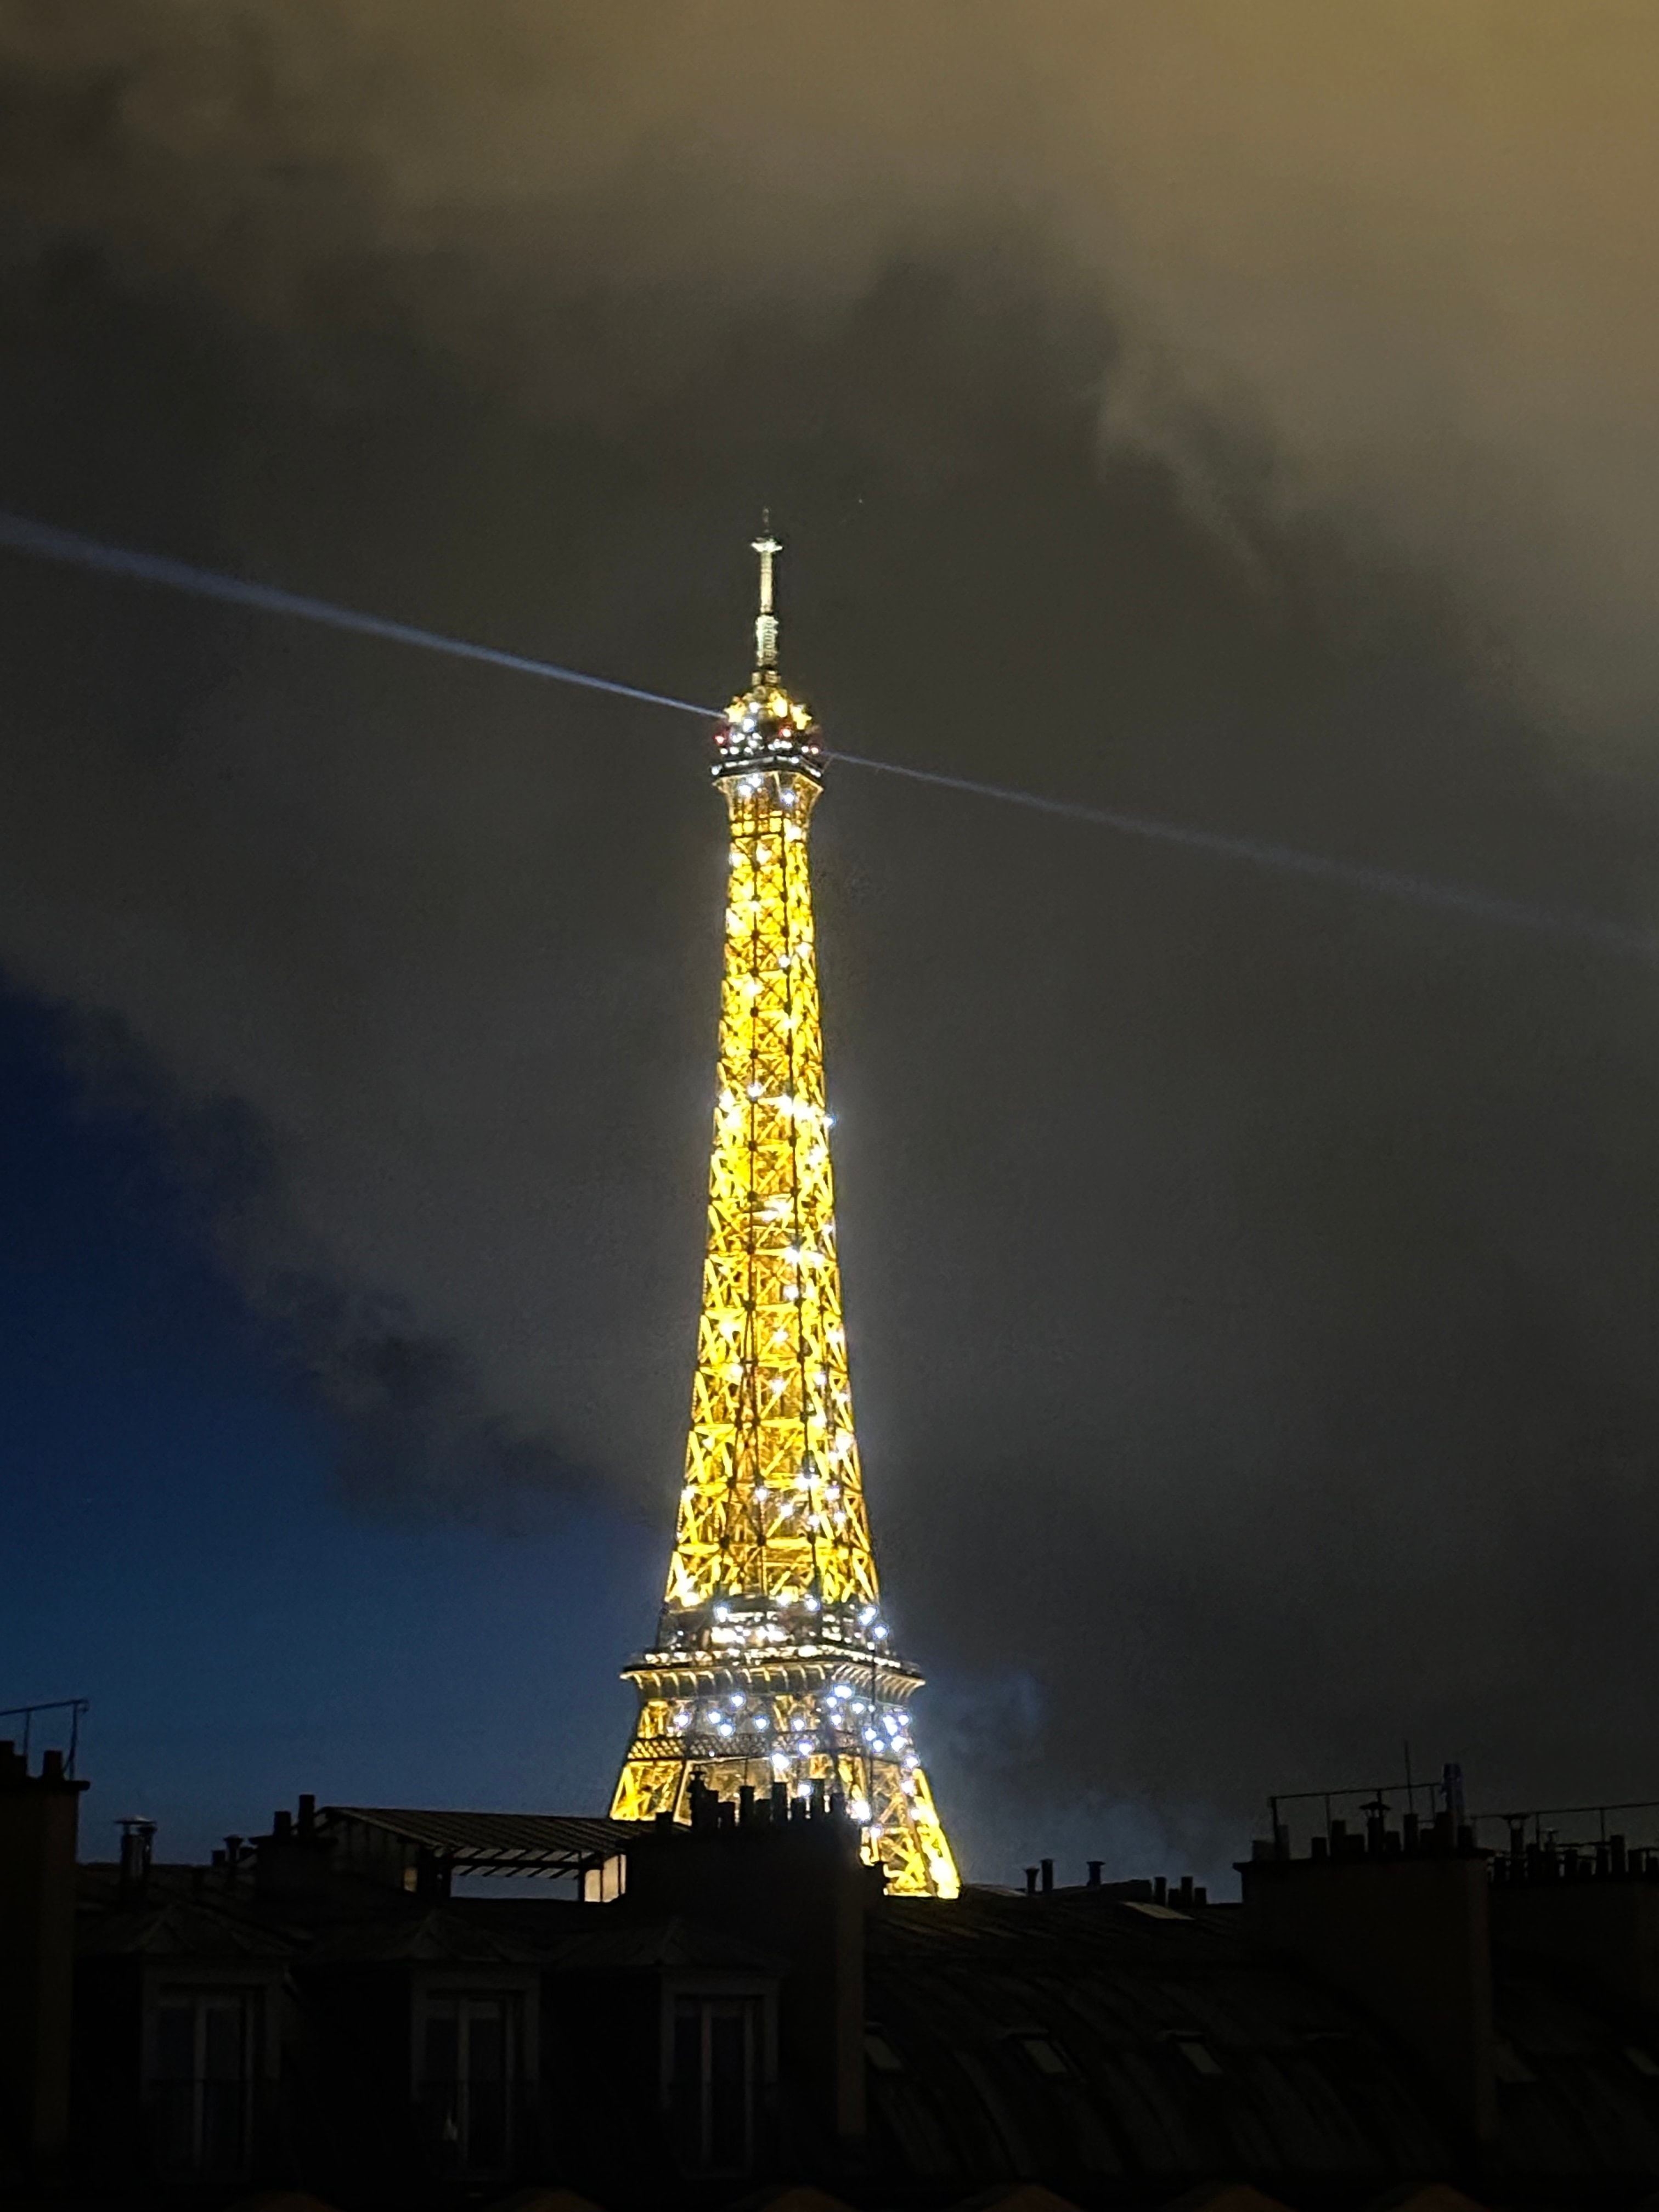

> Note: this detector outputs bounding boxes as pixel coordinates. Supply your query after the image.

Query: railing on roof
[1268,1761,1463,1852]
[1268,1769,1659,1865]
[1468,1798,1659,1855]
[0,1697,89,1776]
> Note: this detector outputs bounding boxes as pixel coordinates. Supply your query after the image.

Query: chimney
[1087,1861,1103,1888]
[1492,1835,1659,2010]
[1241,1832,1496,2145]
[253,1801,339,1908]
[116,1818,155,1897]
[624,1790,876,2160]
[1041,1858,1054,1894]
[0,1741,89,2177]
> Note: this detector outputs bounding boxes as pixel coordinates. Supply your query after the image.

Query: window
[672,1996,760,2173]
[153,1988,261,2174]
[1493,2039,1536,2085]
[580,1853,627,1903]
[1009,2030,1070,2078]
[1172,2036,1224,2076]
[865,2028,905,2074]
[419,1994,519,2170]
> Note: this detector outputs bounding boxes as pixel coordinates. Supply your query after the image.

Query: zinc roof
[322,1806,635,1875]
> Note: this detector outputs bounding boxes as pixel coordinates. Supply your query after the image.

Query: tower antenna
[752,511,782,685]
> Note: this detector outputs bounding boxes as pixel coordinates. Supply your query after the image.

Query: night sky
[3,5,1659,1886]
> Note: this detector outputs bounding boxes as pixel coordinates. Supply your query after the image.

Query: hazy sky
[2,3,1658,1878]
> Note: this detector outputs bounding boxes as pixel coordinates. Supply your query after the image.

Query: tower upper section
[712,521,825,787]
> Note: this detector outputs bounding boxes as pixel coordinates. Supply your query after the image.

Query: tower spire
[609,527,960,1898]
[752,511,782,684]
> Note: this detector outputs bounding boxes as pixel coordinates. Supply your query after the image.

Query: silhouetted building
[12,1743,1659,2209]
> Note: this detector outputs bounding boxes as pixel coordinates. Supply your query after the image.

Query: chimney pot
[1025,1866,1039,1898]
[1041,1857,1054,1894]
[1087,1860,1103,1887]
[117,1818,155,1891]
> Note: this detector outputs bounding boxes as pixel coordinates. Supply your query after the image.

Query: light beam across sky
[0,507,1650,965]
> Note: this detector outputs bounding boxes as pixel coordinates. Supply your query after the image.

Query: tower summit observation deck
[611,526,960,1897]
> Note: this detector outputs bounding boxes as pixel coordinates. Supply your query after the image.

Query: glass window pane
[201,2079,245,2169]
[156,2007,196,2082]
[670,2002,703,2154]
[202,2002,244,2081]
[708,2006,749,2169]
[466,2004,506,2084]
[424,2012,460,2084]
[467,2080,507,2168]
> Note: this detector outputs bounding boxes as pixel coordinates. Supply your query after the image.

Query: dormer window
[150,1985,262,2174]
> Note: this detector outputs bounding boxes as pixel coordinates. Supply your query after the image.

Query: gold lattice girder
[611,562,960,1899]
[665,769,878,1616]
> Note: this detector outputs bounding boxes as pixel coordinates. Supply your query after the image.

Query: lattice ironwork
[611,529,960,1898]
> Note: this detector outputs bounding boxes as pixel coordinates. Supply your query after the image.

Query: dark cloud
[2,2,1658,1874]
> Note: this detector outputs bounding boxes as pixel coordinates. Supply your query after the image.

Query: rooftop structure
[14,1748,1659,2207]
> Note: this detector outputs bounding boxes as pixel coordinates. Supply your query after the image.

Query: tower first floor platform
[612,1621,958,1897]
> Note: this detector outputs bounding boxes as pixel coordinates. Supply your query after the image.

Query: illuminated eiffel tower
[611,525,960,1897]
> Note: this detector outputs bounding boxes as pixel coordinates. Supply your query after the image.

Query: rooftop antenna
[752,511,782,684]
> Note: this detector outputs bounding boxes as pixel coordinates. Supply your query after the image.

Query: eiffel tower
[610,525,960,1897]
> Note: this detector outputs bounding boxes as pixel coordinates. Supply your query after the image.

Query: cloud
[8,5,1659,723]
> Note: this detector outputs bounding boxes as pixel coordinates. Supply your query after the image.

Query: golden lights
[610,548,959,1896]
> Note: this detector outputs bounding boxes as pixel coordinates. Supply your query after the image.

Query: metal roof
[865,1889,1454,2187]
[863,1888,1659,2193]
[321,1806,636,1876]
